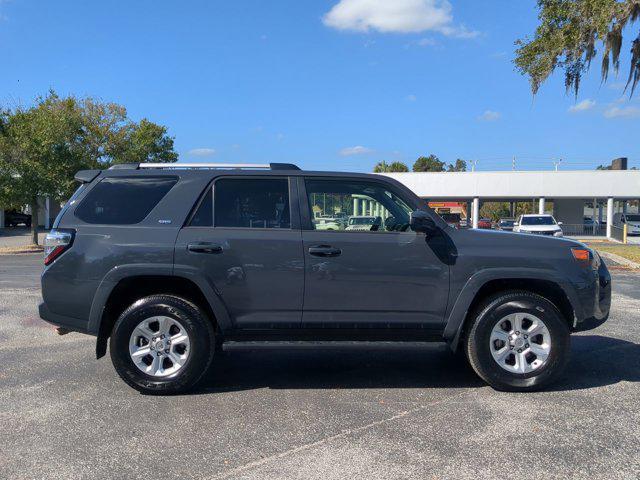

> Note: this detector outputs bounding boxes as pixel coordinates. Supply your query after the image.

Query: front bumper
[573,255,612,332]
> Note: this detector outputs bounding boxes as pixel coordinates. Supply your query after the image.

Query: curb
[598,251,640,270]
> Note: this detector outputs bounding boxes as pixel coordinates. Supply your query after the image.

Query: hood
[517,224,561,231]
[454,226,579,247]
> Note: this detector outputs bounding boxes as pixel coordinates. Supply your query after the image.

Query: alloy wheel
[489,312,551,374]
[128,316,191,377]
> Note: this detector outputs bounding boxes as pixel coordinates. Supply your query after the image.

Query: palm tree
[516,0,640,97]
[373,161,409,172]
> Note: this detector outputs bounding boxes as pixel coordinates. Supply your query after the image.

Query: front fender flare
[443,267,583,351]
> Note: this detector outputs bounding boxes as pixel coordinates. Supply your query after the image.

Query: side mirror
[513,222,519,226]
[557,222,563,226]
[410,210,438,233]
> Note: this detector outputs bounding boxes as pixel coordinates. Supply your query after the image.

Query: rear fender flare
[90,264,233,358]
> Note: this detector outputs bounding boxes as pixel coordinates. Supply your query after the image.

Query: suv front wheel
[110,295,216,395]
[465,291,570,392]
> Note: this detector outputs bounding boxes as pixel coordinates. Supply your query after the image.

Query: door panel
[300,177,449,328]
[175,228,304,328]
[302,230,448,327]
[174,176,304,329]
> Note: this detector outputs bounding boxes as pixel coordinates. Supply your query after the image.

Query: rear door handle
[188,243,223,254]
[308,245,342,257]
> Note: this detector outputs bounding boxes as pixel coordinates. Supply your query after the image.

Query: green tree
[447,159,467,172]
[0,91,178,244]
[373,161,390,172]
[388,161,409,172]
[480,202,512,222]
[373,160,409,172]
[117,119,178,164]
[413,154,445,172]
[0,92,86,244]
[515,0,640,97]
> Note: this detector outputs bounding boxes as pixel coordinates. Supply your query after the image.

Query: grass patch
[587,243,640,264]
[0,244,44,255]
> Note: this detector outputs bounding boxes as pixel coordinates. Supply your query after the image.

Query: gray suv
[39,163,611,394]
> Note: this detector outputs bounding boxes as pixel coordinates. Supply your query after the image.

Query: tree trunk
[30,200,39,246]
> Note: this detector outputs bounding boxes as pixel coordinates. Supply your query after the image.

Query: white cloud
[417,37,437,46]
[603,105,640,119]
[339,145,374,156]
[568,99,596,113]
[478,110,501,122]
[405,94,417,101]
[187,148,216,157]
[323,0,478,37]
[607,82,626,91]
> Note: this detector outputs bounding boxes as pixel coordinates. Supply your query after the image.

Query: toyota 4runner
[39,162,611,394]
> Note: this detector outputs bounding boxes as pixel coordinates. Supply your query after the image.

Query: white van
[613,213,640,235]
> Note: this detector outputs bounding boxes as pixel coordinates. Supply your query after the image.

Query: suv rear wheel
[110,295,215,395]
[465,291,570,391]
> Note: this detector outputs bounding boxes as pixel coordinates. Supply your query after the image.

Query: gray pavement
[0,227,47,248]
[0,254,639,479]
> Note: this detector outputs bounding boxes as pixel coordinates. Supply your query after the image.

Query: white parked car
[314,216,344,231]
[513,214,563,237]
[614,213,640,235]
[345,215,379,231]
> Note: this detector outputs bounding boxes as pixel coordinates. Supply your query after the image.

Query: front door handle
[308,245,342,257]
[188,243,223,254]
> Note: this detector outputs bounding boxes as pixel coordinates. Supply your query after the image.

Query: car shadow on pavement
[550,334,640,392]
[194,335,639,394]
[196,343,484,393]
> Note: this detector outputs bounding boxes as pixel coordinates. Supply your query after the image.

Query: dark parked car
[40,163,611,394]
[440,212,461,229]
[498,218,515,231]
[4,209,32,227]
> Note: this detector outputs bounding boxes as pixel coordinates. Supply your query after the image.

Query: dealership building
[1,159,638,240]
[383,165,639,238]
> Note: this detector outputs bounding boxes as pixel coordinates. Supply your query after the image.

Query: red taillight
[44,230,74,266]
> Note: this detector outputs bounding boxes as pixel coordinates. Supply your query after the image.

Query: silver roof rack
[133,162,300,171]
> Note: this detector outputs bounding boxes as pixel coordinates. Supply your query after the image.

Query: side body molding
[443,267,584,351]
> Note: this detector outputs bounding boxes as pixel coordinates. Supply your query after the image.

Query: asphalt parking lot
[1,254,639,479]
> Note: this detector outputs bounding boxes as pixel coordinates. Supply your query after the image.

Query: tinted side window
[214,178,290,229]
[189,188,213,227]
[305,179,413,232]
[75,177,177,225]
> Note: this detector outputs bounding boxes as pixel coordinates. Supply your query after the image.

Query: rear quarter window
[74,176,177,225]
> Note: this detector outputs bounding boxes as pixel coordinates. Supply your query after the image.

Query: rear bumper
[39,302,92,335]
[573,257,612,332]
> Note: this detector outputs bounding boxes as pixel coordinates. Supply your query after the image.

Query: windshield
[521,216,556,226]
[500,220,514,226]
[626,214,640,222]
[349,217,375,225]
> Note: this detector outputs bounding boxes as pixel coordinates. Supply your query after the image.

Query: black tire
[109,295,216,395]
[465,290,570,392]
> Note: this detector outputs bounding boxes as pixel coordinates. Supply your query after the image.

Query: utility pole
[512,156,516,171]
[553,158,562,171]
[471,160,478,172]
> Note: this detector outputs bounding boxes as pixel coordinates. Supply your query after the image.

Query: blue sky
[1,0,638,172]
